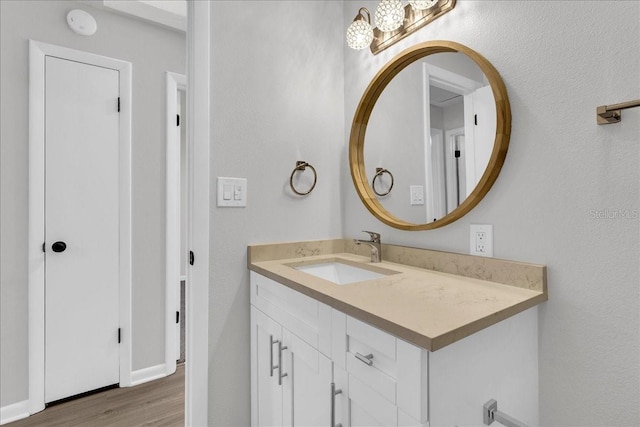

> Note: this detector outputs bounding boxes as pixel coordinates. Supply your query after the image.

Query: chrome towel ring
[290,161,317,196]
[372,167,394,196]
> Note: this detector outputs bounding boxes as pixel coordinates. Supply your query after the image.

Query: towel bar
[483,399,529,427]
[597,99,640,124]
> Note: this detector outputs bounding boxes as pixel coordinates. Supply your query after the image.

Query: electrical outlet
[470,224,493,257]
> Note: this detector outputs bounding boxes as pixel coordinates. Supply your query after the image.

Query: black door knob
[52,241,67,253]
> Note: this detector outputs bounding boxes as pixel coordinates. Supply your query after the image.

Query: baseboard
[0,400,29,425]
[130,363,168,386]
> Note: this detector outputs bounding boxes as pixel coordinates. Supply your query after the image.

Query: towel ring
[290,161,317,196]
[372,167,394,196]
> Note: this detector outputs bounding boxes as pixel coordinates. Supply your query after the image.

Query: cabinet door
[251,307,285,427]
[283,330,333,427]
[348,375,398,427]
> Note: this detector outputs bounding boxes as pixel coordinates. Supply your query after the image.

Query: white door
[464,85,497,196]
[252,308,284,426]
[44,56,120,403]
[429,128,446,220]
[283,331,332,427]
[444,128,466,213]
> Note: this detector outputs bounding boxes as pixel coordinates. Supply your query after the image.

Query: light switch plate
[470,224,493,257]
[217,177,247,207]
[410,185,424,205]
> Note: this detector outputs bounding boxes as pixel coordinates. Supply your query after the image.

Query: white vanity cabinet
[250,271,539,427]
[251,307,334,426]
[250,272,337,427]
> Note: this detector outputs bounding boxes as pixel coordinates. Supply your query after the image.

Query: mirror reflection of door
[365,52,497,225]
[423,54,496,222]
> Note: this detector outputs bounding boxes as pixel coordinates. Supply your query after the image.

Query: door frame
[186,1,211,425]
[27,40,132,414]
[165,71,187,375]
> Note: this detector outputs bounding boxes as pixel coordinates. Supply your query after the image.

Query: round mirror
[349,41,511,230]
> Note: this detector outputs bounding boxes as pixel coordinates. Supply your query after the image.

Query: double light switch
[217,177,247,207]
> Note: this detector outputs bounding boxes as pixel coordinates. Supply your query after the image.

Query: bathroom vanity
[248,239,547,427]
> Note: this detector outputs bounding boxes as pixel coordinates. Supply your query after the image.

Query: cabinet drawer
[335,313,428,423]
[346,316,398,404]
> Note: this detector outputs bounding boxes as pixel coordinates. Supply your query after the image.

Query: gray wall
[344,1,639,426]
[366,59,426,223]
[3,1,638,426]
[0,0,185,407]
[208,1,345,425]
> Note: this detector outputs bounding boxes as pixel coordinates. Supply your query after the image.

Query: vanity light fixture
[408,0,439,10]
[346,8,374,50]
[346,0,456,55]
[375,0,405,32]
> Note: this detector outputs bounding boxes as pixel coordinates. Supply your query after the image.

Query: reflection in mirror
[365,52,496,224]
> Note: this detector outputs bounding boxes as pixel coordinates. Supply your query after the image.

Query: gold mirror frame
[349,41,511,231]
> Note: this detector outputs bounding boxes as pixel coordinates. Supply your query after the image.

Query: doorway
[165,72,188,371]
[21,2,211,424]
[28,40,133,412]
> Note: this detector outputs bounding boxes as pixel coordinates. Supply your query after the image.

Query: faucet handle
[362,230,381,242]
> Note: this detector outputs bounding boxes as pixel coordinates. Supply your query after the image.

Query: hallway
[8,365,184,426]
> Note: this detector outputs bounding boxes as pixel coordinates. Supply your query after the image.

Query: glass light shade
[346,19,374,50]
[408,0,438,10]
[375,0,405,32]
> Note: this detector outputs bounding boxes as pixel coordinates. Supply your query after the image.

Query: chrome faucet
[354,231,382,263]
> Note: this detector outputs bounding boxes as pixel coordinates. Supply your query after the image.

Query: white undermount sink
[291,259,398,285]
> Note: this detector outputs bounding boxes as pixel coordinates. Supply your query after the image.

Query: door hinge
[474,114,478,125]
[42,242,46,252]
[118,328,121,344]
[117,97,121,112]
[454,150,461,158]
[189,250,194,266]
[177,114,180,127]
[176,311,180,324]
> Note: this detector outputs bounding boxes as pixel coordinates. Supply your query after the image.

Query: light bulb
[375,0,405,32]
[346,8,374,50]
[408,0,438,11]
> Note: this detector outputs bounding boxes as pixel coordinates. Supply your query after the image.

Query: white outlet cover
[470,224,493,257]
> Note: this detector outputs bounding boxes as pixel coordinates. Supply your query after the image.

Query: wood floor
[10,364,185,427]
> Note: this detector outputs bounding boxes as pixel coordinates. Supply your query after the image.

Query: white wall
[208,1,345,425]
[0,0,185,408]
[366,59,426,223]
[343,1,639,426]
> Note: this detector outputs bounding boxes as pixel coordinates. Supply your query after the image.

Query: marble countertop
[248,239,547,351]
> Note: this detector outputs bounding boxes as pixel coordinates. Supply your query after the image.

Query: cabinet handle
[270,335,278,377]
[355,352,374,366]
[330,382,342,427]
[278,341,288,386]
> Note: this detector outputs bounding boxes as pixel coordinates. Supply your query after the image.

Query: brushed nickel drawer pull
[278,341,288,386]
[331,382,342,427]
[355,352,374,366]
[270,335,278,377]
